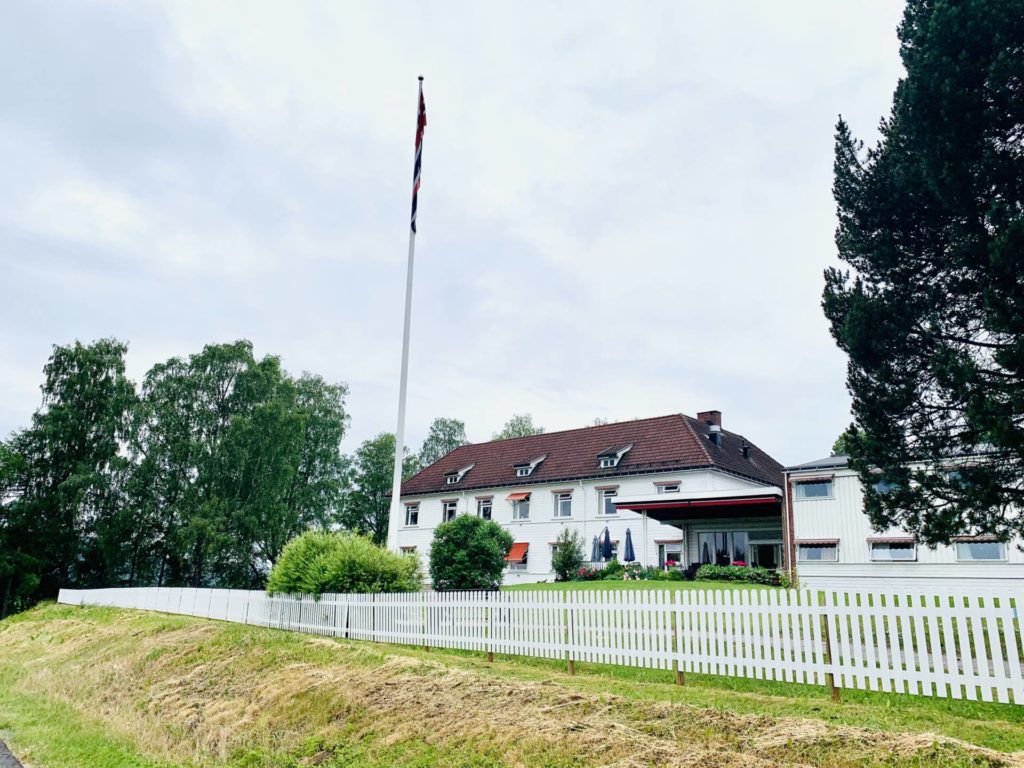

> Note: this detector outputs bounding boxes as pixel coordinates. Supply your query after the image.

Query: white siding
[791,468,1024,591]
[389,469,770,585]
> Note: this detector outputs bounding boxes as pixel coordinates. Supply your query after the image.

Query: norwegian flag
[411,78,427,233]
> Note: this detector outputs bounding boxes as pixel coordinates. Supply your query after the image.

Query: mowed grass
[503,578,770,591]
[1,603,1023,768]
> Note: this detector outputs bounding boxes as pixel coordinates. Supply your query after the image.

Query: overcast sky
[1,1,905,465]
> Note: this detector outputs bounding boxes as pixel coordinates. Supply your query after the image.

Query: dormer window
[596,444,633,470]
[513,454,546,478]
[443,463,475,486]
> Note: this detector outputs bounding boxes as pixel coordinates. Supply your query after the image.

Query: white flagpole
[389,77,424,547]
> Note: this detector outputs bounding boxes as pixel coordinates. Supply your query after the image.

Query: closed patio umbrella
[590,535,600,563]
[623,528,635,563]
[601,527,613,561]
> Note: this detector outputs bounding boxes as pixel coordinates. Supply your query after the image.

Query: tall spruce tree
[823,0,1024,544]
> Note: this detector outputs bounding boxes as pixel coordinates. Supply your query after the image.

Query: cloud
[0,0,905,464]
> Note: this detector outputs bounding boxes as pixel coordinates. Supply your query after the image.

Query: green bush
[429,515,513,591]
[267,530,421,596]
[551,528,585,581]
[599,559,625,580]
[694,563,782,586]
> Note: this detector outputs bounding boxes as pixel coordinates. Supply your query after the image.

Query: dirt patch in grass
[2,605,1022,768]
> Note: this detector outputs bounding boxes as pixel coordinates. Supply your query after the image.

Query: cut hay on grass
[1,604,1022,768]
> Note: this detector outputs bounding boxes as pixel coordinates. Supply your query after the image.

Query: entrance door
[749,543,781,569]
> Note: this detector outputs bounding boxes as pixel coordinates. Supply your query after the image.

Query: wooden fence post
[819,591,841,703]
[673,590,685,686]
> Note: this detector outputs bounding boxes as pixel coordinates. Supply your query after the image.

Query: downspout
[579,479,587,562]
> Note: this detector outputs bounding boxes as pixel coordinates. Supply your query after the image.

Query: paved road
[0,741,22,768]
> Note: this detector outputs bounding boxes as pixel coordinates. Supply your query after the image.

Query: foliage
[0,339,136,616]
[340,433,418,545]
[1,338,352,615]
[131,341,351,587]
[491,413,544,440]
[695,564,782,586]
[551,528,584,581]
[266,530,420,596]
[822,0,1024,544]
[830,430,862,457]
[428,515,512,591]
[417,417,469,467]
[599,559,624,580]
[574,565,600,581]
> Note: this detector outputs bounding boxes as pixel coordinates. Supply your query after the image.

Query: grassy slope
[1,603,1022,768]
[503,578,769,591]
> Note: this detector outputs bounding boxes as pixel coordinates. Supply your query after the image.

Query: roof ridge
[679,414,713,465]
[470,413,683,447]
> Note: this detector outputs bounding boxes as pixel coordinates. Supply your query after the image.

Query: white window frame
[954,540,1007,562]
[400,546,417,557]
[476,498,492,520]
[598,488,618,516]
[599,456,617,469]
[512,498,530,520]
[797,542,839,562]
[656,483,680,494]
[554,491,572,518]
[446,475,459,485]
[516,466,531,477]
[794,479,834,500]
[442,500,458,522]
[869,540,917,562]
[404,504,419,527]
[658,542,683,567]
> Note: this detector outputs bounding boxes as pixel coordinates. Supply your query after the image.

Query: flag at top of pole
[388,77,427,552]
[411,78,427,233]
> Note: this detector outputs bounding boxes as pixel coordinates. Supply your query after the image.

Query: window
[599,456,616,469]
[506,542,528,571]
[658,542,682,567]
[444,463,475,485]
[400,546,417,557]
[870,541,916,561]
[554,492,572,517]
[514,454,546,478]
[955,540,1005,562]
[598,488,617,515]
[656,483,680,494]
[797,542,838,561]
[513,498,530,520]
[442,500,458,522]
[446,475,459,485]
[795,480,833,499]
[697,531,749,565]
[477,498,492,520]
[404,504,419,526]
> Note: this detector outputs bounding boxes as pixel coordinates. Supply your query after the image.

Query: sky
[0,1,906,466]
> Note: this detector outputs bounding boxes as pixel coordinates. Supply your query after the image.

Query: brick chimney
[696,410,722,428]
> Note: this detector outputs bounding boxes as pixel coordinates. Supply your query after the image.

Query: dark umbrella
[601,527,613,561]
[590,535,600,563]
[623,528,636,563]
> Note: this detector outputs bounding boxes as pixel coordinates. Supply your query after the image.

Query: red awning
[506,542,529,563]
[506,492,530,502]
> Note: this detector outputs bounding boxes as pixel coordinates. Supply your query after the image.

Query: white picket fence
[57,586,1024,705]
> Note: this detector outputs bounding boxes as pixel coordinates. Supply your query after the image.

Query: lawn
[1,603,1023,768]
[503,578,770,591]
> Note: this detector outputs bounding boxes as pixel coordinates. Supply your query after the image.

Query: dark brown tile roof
[400,413,784,497]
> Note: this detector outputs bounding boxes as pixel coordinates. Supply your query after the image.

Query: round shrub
[429,515,513,591]
[267,530,421,596]
[551,528,585,582]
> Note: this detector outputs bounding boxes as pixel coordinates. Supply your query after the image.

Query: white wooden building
[784,455,1024,591]
[388,411,788,584]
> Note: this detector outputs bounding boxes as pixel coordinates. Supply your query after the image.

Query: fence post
[423,592,430,652]
[565,591,576,675]
[819,590,841,703]
[673,589,685,686]
[487,591,494,663]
